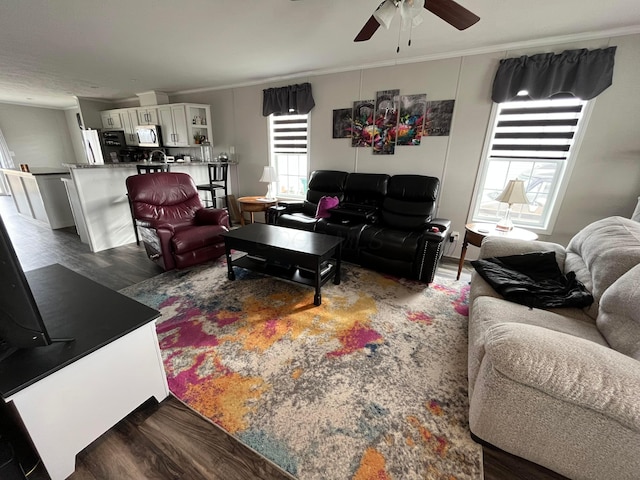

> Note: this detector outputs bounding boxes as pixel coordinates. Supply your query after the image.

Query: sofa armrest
[195,207,230,228]
[480,237,566,268]
[484,322,640,432]
[267,202,304,225]
[422,218,451,242]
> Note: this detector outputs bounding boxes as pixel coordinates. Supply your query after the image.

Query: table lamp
[259,166,277,201]
[495,179,529,232]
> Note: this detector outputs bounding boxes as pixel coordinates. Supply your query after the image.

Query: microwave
[135,125,163,147]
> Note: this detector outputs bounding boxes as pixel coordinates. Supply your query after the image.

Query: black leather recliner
[269,170,451,284]
[358,175,450,283]
[316,173,390,262]
[275,170,348,231]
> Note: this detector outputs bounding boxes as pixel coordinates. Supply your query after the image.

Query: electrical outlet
[450,231,460,243]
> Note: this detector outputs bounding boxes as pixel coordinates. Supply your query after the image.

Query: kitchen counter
[1,168,74,229]
[63,161,237,169]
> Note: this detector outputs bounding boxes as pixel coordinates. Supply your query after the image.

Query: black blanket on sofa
[471,251,594,309]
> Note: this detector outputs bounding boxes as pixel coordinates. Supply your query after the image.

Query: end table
[237,196,277,225]
[457,222,538,280]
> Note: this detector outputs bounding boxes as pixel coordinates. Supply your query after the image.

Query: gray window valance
[262,82,315,116]
[492,47,617,103]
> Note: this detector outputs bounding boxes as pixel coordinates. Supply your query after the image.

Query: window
[268,113,309,199]
[470,96,590,233]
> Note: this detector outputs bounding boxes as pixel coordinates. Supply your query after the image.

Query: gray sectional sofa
[468,216,640,480]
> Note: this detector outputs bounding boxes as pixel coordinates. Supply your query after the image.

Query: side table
[457,222,538,280]
[237,196,277,225]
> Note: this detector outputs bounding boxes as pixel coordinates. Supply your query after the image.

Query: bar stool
[196,163,231,226]
[136,164,170,174]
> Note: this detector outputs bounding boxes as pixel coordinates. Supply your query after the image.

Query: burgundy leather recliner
[126,172,230,271]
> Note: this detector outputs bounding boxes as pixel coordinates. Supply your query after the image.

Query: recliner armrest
[421,218,451,242]
[195,207,230,228]
[267,202,304,225]
[426,218,451,233]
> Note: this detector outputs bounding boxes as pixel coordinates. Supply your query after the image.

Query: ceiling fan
[354,0,480,42]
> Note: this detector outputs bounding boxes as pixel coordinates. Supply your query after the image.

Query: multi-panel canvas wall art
[351,100,376,147]
[332,108,352,139]
[373,89,400,155]
[397,94,427,146]
[424,100,455,136]
[333,89,455,154]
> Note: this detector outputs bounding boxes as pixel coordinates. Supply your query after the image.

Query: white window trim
[468,99,596,236]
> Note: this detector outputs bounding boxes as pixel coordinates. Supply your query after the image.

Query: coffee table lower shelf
[228,255,339,305]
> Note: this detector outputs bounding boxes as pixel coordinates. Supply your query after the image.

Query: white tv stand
[0,265,169,479]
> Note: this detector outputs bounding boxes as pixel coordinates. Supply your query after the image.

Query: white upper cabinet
[136,108,158,126]
[121,109,139,146]
[100,110,123,130]
[186,104,213,147]
[158,105,189,147]
[99,103,212,148]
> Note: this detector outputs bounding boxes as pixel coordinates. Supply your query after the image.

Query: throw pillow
[315,196,339,219]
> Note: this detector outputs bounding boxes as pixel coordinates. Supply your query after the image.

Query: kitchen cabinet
[98,103,212,148]
[100,110,123,130]
[121,108,139,146]
[158,105,189,147]
[136,108,158,126]
[186,104,213,147]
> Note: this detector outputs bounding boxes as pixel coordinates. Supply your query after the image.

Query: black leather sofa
[267,170,451,284]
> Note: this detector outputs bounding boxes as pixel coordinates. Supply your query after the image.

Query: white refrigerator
[81,129,104,165]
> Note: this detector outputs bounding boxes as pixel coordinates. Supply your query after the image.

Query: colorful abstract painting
[122,259,481,480]
[396,93,427,146]
[424,99,455,136]
[332,108,352,138]
[351,100,376,147]
[373,89,400,155]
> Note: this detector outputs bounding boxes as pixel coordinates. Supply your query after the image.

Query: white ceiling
[1,0,639,109]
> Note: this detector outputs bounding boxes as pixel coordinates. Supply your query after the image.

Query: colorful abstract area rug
[121,258,481,480]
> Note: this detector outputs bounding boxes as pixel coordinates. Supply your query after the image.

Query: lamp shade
[373,0,397,29]
[259,166,277,183]
[495,179,529,206]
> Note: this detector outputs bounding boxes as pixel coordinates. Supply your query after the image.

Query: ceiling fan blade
[354,15,381,42]
[424,0,480,30]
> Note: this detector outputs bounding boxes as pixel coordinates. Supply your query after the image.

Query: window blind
[271,114,308,154]
[490,100,585,160]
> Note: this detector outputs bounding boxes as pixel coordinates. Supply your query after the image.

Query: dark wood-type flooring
[0,196,566,479]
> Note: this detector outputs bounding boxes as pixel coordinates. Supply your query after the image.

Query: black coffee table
[221,223,343,306]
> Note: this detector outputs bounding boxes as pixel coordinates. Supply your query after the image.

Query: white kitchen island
[65,162,229,252]
[1,167,75,229]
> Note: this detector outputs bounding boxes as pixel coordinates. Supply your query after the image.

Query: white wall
[0,103,77,170]
[170,33,640,259]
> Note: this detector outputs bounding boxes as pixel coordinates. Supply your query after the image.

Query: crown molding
[171,25,640,96]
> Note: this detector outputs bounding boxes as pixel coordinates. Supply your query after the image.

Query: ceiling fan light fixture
[373,0,397,29]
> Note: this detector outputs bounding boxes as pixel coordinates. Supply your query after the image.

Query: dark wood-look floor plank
[483,444,568,480]
[1,195,567,480]
[139,396,295,480]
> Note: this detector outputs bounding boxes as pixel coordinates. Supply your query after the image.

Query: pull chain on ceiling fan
[354,0,480,43]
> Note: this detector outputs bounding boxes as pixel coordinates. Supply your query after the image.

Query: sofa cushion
[484,322,640,432]
[468,296,606,395]
[343,173,389,206]
[277,212,318,232]
[597,264,640,360]
[565,216,640,318]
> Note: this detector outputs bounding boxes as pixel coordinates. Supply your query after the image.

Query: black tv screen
[0,214,51,352]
